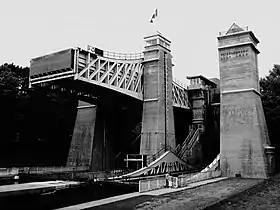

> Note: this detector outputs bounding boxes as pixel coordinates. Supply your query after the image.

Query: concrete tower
[140,32,176,156]
[218,23,272,178]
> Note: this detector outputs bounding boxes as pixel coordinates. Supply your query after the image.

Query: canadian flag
[150,9,158,24]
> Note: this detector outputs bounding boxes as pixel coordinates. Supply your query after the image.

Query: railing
[178,128,200,158]
[87,45,144,60]
[146,145,177,166]
[173,77,189,90]
[186,128,200,152]
[146,145,166,166]
[176,129,196,155]
[103,51,144,60]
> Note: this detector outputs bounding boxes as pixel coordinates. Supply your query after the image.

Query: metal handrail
[178,128,199,157]
[182,129,195,148]
[87,45,144,60]
[175,144,181,153]
[146,146,166,166]
[103,51,144,60]
[177,129,196,156]
[146,145,177,166]
[186,128,200,150]
[166,145,178,155]
[173,77,189,90]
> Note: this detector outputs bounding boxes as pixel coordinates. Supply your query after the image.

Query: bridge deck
[30,47,190,109]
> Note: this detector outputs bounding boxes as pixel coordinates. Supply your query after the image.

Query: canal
[0,178,138,210]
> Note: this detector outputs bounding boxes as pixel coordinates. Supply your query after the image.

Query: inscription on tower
[220,48,249,61]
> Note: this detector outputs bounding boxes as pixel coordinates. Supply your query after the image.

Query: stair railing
[177,128,196,156]
[178,128,200,158]
[146,145,166,166]
[185,128,200,156]
[146,144,177,166]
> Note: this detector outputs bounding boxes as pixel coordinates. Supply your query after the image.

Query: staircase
[146,145,178,166]
[146,126,202,166]
[176,127,201,162]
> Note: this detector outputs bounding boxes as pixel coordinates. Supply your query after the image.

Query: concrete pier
[218,24,272,178]
[140,33,176,156]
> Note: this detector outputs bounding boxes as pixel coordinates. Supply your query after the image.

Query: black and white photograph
[0,0,280,209]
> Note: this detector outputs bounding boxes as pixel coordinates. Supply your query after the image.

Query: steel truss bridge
[30,47,190,109]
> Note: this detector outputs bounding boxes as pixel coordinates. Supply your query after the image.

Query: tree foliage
[260,64,280,131]
[260,64,280,170]
[0,63,77,167]
[0,63,29,96]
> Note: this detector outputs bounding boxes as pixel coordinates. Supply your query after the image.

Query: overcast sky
[1,0,280,83]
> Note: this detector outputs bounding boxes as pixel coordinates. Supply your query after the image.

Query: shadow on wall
[174,107,192,146]
[200,105,220,168]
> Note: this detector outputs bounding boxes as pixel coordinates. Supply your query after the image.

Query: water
[0,175,56,186]
[0,179,138,209]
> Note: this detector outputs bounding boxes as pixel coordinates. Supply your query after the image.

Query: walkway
[57,177,227,210]
[205,174,280,209]
[57,177,264,210]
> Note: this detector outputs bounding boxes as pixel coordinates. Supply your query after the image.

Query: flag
[150,9,158,23]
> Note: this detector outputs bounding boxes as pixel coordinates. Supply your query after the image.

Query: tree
[260,64,280,171]
[0,63,30,145]
[0,63,29,95]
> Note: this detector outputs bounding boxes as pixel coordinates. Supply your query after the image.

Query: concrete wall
[220,92,269,178]
[139,175,167,192]
[219,46,259,92]
[67,101,96,167]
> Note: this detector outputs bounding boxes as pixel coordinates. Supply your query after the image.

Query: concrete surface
[218,25,270,178]
[56,177,227,210]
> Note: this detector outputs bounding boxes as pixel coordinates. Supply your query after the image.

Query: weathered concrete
[140,33,176,156]
[67,101,96,167]
[218,24,271,178]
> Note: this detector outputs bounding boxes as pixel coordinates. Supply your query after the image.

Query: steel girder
[172,81,190,109]
[76,50,190,109]
[75,50,144,100]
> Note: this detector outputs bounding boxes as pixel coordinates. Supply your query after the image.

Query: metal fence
[103,51,144,60]
[173,77,189,89]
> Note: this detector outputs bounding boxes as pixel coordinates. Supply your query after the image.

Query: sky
[1,0,280,84]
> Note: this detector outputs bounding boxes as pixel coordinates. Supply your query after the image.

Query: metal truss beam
[76,49,190,108]
[30,48,191,109]
[76,51,143,100]
[172,82,190,109]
